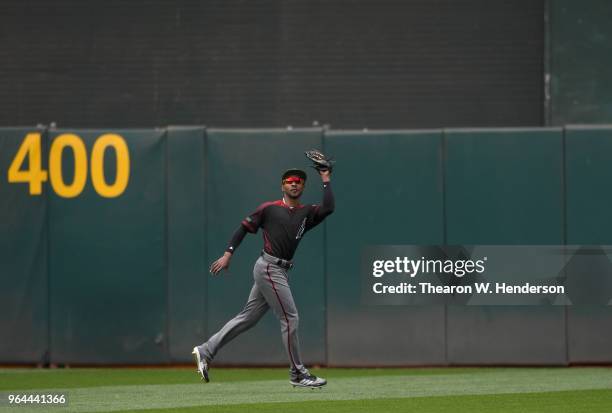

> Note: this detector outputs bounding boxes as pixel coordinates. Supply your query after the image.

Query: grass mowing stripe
[2,368,611,413]
[113,389,612,413]
[0,367,518,390]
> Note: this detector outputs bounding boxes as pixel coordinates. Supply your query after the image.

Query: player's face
[282,177,305,199]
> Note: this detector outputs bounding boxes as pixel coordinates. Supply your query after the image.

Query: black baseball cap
[282,169,307,182]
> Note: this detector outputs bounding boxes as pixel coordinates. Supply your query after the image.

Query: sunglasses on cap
[283,176,304,185]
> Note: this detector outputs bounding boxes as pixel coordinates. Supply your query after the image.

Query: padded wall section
[325,130,446,366]
[565,125,612,363]
[0,128,48,363]
[167,127,207,362]
[444,128,566,365]
[48,129,168,364]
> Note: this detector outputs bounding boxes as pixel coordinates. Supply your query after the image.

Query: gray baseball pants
[197,255,308,377]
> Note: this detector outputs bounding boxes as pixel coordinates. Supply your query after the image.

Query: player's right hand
[209,253,231,275]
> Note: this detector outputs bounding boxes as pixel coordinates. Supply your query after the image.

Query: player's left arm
[309,170,335,226]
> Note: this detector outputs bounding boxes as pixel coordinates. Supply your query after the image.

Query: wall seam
[321,127,328,366]
[441,129,449,366]
[562,127,570,365]
[164,129,171,363]
[44,126,51,366]
[202,127,209,344]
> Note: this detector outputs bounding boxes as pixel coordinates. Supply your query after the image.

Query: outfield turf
[0,367,611,412]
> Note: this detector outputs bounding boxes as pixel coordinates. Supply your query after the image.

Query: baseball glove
[305,149,335,173]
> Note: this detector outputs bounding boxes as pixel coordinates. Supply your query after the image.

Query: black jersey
[236,182,334,260]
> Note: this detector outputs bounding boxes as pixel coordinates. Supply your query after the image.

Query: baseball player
[192,164,334,388]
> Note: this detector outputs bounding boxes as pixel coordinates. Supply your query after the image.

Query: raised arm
[311,170,335,224]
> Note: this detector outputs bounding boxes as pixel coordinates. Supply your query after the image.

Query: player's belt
[261,251,294,270]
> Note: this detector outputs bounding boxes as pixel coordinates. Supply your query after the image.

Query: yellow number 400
[7,132,130,198]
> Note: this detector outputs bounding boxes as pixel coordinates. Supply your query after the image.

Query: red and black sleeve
[307,182,335,230]
[224,203,269,254]
[225,225,248,254]
[241,202,268,233]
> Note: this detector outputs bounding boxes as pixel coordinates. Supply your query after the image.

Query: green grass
[1,367,611,413]
[0,367,507,390]
[119,390,612,413]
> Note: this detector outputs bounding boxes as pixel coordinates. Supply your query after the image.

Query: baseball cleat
[290,373,327,388]
[192,347,209,382]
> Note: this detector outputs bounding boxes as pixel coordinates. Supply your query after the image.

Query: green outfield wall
[2,126,612,366]
[565,126,612,363]
[0,128,48,363]
[325,130,446,366]
[444,128,566,365]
